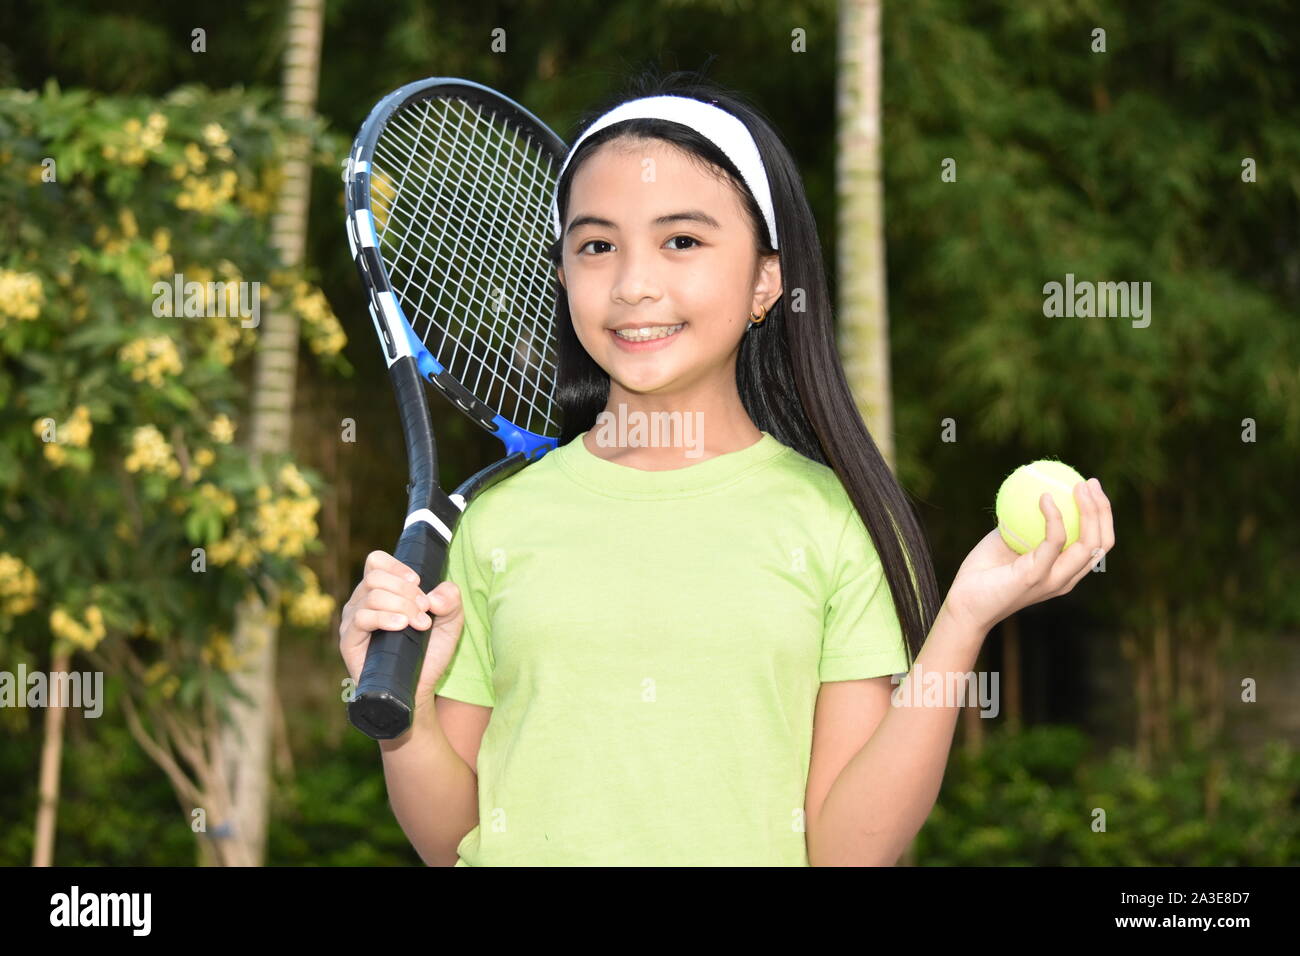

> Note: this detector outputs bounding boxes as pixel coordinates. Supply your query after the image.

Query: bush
[916,726,1300,865]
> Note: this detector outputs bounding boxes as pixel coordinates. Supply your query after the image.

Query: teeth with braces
[614,323,685,342]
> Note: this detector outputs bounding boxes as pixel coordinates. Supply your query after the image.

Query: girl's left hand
[942,478,1115,635]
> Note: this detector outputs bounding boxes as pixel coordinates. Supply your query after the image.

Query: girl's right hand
[338,549,465,707]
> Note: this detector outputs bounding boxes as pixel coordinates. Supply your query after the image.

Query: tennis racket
[343,77,567,739]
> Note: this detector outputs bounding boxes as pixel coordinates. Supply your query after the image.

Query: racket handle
[348,520,449,740]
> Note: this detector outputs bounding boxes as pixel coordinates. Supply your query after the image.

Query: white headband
[550,94,779,250]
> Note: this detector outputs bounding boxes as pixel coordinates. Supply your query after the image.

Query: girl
[338,71,1115,866]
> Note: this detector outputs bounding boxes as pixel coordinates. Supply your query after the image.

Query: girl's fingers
[1078,480,1102,555]
[1061,545,1106,594]
[1026,493,1067,585]
[365,588,432,628]
[1091,479,1115,552]
[425,581,461,614]
[364,549,420,584]
[363,568,430,612]
[354,606,431,634]
[1049,480,1109,593]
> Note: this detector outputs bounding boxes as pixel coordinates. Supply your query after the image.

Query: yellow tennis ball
[995,459,1087,554]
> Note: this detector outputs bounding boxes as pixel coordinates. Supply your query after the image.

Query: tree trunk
[219,0,324,866]
[837,0,893,467]
[31,645,72,866]
[840,0,911,865]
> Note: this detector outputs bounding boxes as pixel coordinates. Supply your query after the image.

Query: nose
[611,241,662,307]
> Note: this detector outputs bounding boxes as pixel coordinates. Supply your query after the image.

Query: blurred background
[0,0,1296,865]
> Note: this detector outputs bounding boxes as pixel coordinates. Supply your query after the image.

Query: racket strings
[373,107,556,433]
[382,107,551,394]
[370,95,560,438]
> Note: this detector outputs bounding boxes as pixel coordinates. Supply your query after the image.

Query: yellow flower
[286,567,335,628]
[139,114,166,151]
[195,447,216,468]
[184,142,207,172]
[254,493,320,558]
[118,336,183,388]
[60,406,93,447]
[278,462,311,498]
[124,425,182,478]
[205,317,243,365]
[50,604,107,652]
[209,529,259,568]
[209,414,235,444]
[239,188,271,216]
[197,482,237,516]
[148,253,175,280]
[0,553,39,616]
[202,123,229,147]
[0,270,44,323]
[292,282,348,356]
[118,207,138,239]
[175,169,238,214]
[307,320,348,357]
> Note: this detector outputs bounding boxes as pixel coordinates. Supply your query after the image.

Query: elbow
[808,820,905,867]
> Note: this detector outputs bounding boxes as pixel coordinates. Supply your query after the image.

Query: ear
[556,264,566,290]
[752,252,782,314]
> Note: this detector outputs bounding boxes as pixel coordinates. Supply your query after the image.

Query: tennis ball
[995,459,1087,554]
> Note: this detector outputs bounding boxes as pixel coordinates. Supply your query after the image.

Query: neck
[584,379,760,469]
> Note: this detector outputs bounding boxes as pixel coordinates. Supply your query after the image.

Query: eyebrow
[566,209,722,236]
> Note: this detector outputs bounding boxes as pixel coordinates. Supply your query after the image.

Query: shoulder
[763,441,858,527]
[453,443,570,529]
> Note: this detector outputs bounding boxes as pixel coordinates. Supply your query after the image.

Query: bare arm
[806,601,987,866]
[340,550,490,867]
[378,695,486,867]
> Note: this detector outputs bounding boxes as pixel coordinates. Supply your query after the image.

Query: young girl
[338,72,1115,866]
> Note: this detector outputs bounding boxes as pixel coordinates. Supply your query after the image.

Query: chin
[607,363,679,394]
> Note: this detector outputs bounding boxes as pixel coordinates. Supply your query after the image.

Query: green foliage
[916,726,1300,865]
[885,0,1300,645]
[267,726,423,866]
[0,79,348,707]
[0,675,421,866]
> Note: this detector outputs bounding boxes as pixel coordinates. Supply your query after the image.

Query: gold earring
[749,304,768,326]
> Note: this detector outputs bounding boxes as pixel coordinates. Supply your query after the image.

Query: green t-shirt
[433,429,911,866]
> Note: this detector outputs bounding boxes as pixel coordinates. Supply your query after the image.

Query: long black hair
[547,69,940,665]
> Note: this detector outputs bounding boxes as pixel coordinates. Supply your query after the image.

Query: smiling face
[556,135,781,400]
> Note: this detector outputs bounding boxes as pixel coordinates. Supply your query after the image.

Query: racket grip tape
[347,519,450,740]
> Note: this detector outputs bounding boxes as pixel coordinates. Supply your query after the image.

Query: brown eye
[578,239,612,255]
[666,235,699,250]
